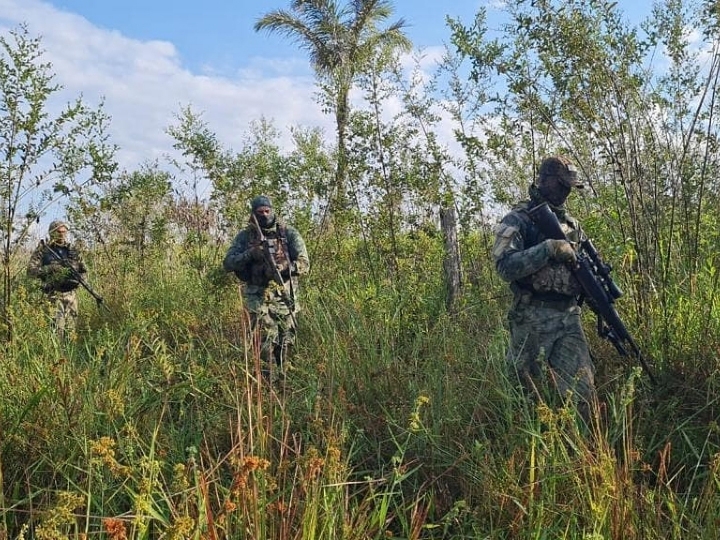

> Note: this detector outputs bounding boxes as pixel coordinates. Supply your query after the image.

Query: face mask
[255,212,275,228]
[538,176,571,206]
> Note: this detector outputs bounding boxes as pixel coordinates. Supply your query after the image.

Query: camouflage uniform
[493,157,597,421]
[27,221,87,340]
[223,196,310,376]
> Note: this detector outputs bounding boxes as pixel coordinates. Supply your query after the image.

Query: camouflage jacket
[493,199,584,300]
[223,219,310,295]
[27,241,87,293]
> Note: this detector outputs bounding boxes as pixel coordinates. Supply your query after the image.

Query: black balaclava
[251,195,275,228]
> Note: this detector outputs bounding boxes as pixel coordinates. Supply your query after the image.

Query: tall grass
[0,243,719,539]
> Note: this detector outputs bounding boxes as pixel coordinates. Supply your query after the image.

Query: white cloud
[0,0,332,171]
[402,46,446,73]
[0,0,470,203]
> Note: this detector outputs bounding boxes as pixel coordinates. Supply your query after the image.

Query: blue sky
[51,0,485,75]
[1,0,649,175]
[0,0,498,172]
[47,0,647,74]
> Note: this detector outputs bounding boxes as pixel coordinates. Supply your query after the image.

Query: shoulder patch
[492,223,520,260]
[493,223,519,238]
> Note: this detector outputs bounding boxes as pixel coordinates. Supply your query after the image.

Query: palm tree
[255,0,411,216]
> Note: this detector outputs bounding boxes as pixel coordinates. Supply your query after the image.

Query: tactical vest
[246,224,292,287]
[41,244,81,292]
[517,202,583,298]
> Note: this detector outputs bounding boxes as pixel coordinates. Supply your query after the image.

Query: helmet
[48,220,69,234]
[538,156,584,189]
[251,195,273,211]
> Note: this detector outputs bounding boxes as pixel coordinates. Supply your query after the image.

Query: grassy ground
[0,247,719,539]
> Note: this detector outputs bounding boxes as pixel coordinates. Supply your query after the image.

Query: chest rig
[42,243,74,266]
[519,203,583,298]
[247,224,292,287]
[262,227,290,273]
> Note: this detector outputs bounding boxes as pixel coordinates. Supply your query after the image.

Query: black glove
[249,246,265,261]
[240,246,263,263]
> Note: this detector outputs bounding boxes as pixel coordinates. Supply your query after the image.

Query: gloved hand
[248,246,265,262]
[545,239,577,264]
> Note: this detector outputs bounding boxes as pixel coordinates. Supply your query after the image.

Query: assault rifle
[527,202,656,385]
[249,214,297,326]
[42,241,110,312]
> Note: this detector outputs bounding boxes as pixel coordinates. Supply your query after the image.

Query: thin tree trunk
[2,234,12,341]
[440,205,462,314]
[333,85,350,215]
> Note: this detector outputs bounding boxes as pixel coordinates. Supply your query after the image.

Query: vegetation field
[2,1,720,538]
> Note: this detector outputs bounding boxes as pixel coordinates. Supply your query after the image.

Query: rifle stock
[527,202,656,384]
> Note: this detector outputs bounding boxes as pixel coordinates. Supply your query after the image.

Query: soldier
[223,195,310,379]
[27,220,87,340]
[492,156,597,423]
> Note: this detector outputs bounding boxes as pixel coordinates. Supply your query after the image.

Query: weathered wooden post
[440,205,462,313]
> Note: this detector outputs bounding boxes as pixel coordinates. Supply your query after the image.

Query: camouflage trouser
[243,286,298,374]
[48,290,79,341]
[506,295,597,421]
